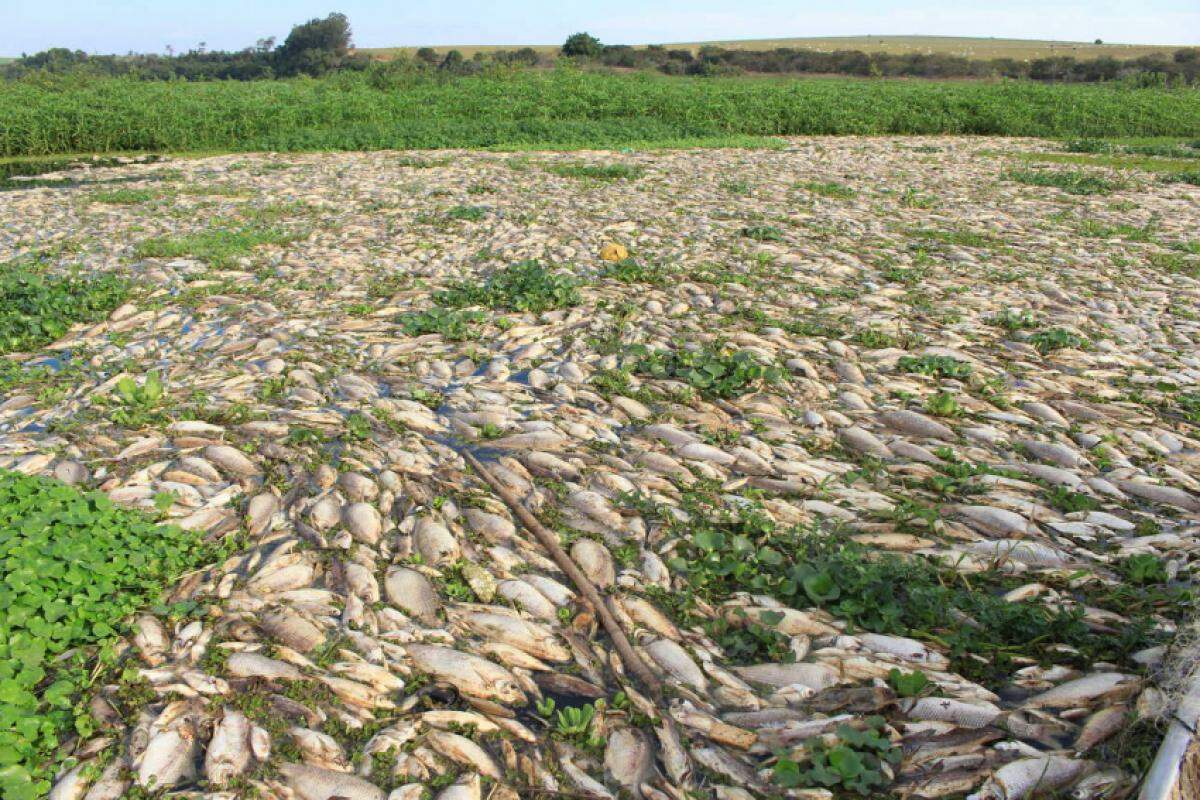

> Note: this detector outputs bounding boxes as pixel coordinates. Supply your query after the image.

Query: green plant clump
[741,225,785,242]
[1002,167,1123,195]
[773,716,902,795]
[796,180,857,199]
[435,260,581,314]
[134,223,304,268]
[397,307,485,341]
[546,162,643,181]
[895,354,973,380]
[629,343,783,399]
[1029,327,1085,354]
[0,470,218,800]
[646,488,1174,688]
[0,265,127,355]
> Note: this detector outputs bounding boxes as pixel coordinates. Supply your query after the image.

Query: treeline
[600,43,1200,84]
[6,15,1199,86]
[2,13,366,80]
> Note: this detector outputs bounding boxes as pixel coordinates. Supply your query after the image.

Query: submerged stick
[1140,673,1200,800]
[459,447,665,702]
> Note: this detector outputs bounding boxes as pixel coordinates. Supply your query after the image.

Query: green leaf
[803,571,840,603]
[693,530,726,551]
[888,667,930,698]
[828,746,865,778]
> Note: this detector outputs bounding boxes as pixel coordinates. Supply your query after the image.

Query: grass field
[2,69,1198,157]
[358,34,1186,62]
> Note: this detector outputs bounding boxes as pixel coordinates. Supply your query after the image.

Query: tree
[415,47,439,64]
[562,32,603,58]
[276,12,353,76]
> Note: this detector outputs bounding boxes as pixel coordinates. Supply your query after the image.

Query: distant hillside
[359,35,1186,62]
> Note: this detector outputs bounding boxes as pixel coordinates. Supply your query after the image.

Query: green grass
[133,223,305,268]
[0,470,222,800]
[2,71,1199,157]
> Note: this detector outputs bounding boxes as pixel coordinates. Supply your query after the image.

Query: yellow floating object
[599,243,628,262]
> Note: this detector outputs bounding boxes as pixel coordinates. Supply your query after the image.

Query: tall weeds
[2,69,1198,157]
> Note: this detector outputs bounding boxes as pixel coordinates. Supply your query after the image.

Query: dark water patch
[0,155,163,191]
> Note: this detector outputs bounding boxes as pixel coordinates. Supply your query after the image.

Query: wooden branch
[458,447,664,702]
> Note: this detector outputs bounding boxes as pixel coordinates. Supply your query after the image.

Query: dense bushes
[2,69,1197,157]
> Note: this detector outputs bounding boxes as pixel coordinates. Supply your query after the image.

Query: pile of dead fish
[0,138,1197,800]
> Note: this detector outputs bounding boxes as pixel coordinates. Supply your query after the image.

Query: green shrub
[435,261,582,313]
[0,471,220,800]
[0,264,127,354]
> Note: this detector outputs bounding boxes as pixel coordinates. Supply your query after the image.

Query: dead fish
[261,607,326,652]
[456,611,571,662]
[414,517,461,565]
[434,773,483,800]
[226,651,304,680]
[49,764,90,800]
[901,697,1001,729]
[82,759,129,800]
[1024,673,1139,709]
[137,721,198,788]
[1073,705,1128,753]
[206,709,252,785]
[645,639,708,692]
[421,710,501,734]
[133,614,169,666]
[385,566,442,624]
[342,502,382,544]
[205,444,260,477]
[425,730,502,779]
[968,756,1093,800]
[405,644,527,704]
[605,727,655,791]
[278,763,385,800]
[733,662,839,691]
[572,538,616,587]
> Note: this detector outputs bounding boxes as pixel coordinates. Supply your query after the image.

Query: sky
[5,0,1198,56]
